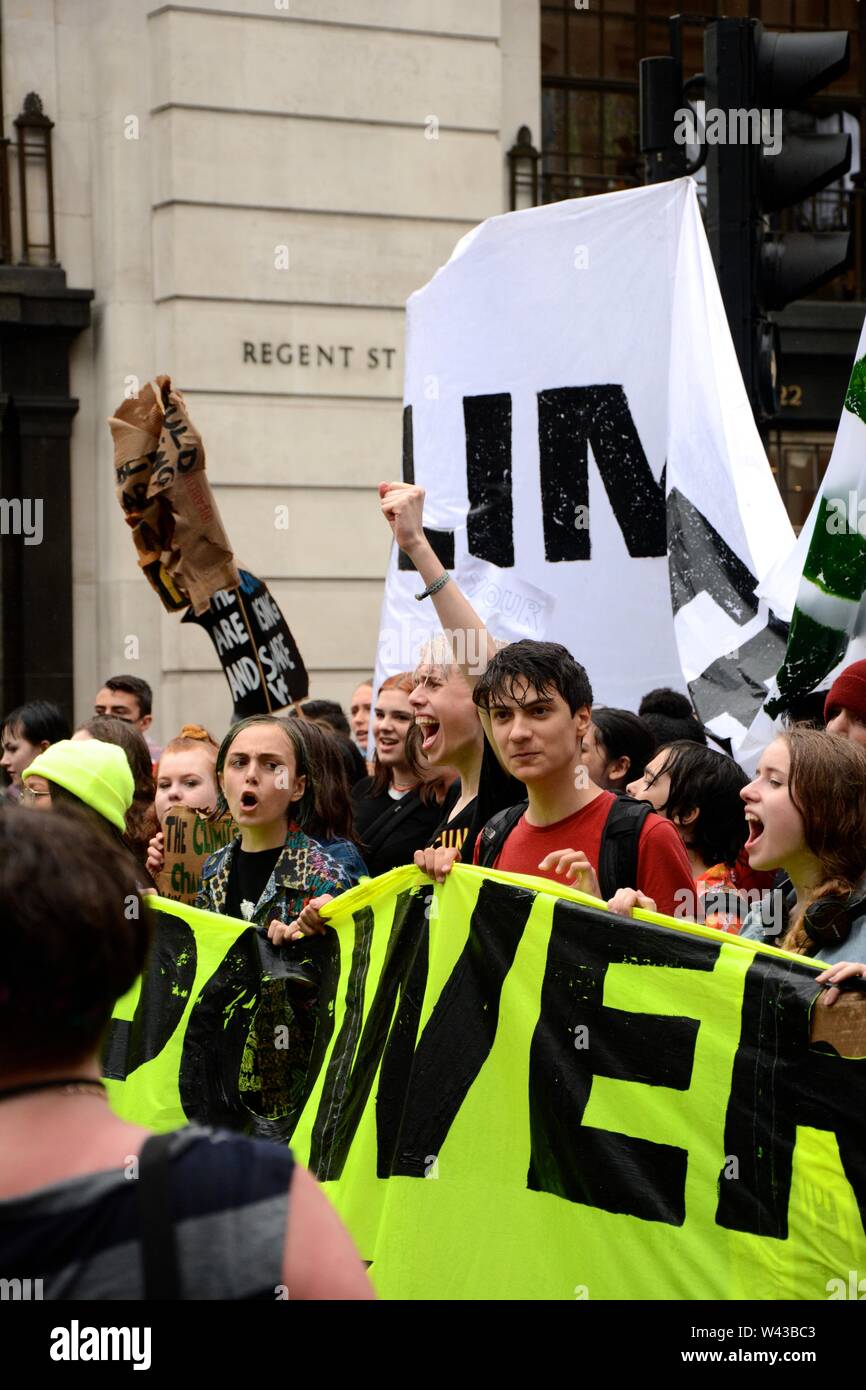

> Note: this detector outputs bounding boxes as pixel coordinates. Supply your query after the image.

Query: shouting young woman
[349,673,446,878]
[738,728,866,1002]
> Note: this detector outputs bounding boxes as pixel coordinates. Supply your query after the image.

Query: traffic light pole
[704,19,763,416]
[646,17,851,424]
[640,56,687,184]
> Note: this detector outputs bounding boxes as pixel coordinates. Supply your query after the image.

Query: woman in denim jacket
[197,715,347,1136]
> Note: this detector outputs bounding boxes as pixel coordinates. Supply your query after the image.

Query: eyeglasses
[20,787,51,804]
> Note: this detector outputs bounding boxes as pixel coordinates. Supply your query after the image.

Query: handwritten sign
[155,805,238,904]
[182,568,309,715]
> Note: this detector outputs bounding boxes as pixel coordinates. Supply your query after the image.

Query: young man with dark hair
[468,642,694,917]
[94,675,153,729]
[373,480,694,917]
[94,675,159,768]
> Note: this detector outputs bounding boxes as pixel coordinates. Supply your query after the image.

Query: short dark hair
[296,699,351,738]
[639,686,706,746]
[103,675,153,719]
[651,740,749,868]
[639,687,694,720]
[591,708,657,782]
[641,711,707,747]
[0,806,149,1070]
[473,640,593,716]
[2,700,70,747]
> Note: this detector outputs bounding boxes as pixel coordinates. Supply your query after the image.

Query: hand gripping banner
[105,868,866,1300]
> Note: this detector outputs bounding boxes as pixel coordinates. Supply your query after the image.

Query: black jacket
[351,779,445,878]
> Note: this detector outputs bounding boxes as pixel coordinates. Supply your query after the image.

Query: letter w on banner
[106,870,866,1300]
[374,179,795,763]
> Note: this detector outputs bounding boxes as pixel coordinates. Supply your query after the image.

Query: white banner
[376,179,795,756]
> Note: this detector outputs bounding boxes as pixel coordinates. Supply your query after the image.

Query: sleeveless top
[0,1127,294,1300]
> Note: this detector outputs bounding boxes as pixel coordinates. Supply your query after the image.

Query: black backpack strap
[476,803,528,868]
[597,795,653,901]
[137,1132,182,1301]
[361,786,426,860]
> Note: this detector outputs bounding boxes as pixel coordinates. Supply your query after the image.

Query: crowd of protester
[3,479,866,1298]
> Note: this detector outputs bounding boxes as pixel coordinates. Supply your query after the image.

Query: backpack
[475,794,653,901]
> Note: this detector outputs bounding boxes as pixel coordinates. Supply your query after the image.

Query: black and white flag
[376,178,794,761]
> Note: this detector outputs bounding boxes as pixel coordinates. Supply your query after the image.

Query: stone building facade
[3,0,539,740]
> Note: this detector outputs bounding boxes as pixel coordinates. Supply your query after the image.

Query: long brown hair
[292,718,360,844]
[779,729,866,953]
[78,716,158,869]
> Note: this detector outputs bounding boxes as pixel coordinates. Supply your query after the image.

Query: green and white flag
[762,321,866,716]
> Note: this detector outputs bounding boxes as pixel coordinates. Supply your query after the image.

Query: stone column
[0,265,92,717]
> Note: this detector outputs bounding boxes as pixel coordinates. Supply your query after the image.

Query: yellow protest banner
[105,866,866,1299]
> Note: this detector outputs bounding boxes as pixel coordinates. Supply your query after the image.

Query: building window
[540,0,864,293]
[539,0,863,534]
[541,0,644,201]
[767,429,834,532]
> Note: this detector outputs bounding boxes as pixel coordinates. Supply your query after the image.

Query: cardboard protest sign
[108,375,239,614]
[155,805,237,904]
[182,568,308,713]
[105,867,866,1301]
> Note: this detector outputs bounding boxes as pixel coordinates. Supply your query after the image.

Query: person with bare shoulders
[0,807,373,1300]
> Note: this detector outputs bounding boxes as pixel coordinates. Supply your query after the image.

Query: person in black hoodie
[350,673,446,878]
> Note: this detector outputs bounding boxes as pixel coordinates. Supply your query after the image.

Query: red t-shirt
[473,790,694,919]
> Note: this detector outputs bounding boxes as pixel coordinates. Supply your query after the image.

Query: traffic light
[640,55,687,185]
[704,19,851,420]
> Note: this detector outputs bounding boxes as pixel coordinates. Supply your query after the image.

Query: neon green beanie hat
[22,739,134,832]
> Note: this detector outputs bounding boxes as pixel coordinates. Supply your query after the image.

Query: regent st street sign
[242,341,398,369]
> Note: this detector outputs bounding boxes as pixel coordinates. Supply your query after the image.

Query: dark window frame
[540,0,866,220]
